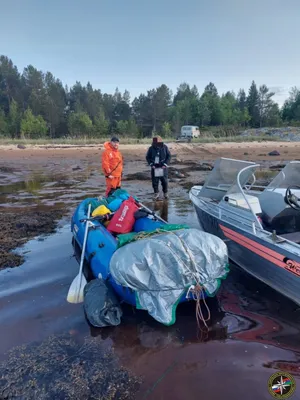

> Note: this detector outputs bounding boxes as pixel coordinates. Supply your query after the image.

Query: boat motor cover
[109,228,229,325]
[83,279,123,327]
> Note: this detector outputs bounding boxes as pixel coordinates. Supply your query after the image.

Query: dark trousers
[151,169,168,193]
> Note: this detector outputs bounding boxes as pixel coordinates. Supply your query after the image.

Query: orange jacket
[101,142,123,178]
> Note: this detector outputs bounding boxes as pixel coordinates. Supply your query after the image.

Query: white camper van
[180,125,200,139]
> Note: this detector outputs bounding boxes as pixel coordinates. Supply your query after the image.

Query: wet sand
[1,141,300,399]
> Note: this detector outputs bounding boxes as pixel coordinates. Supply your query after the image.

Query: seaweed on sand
[0,333,141,400]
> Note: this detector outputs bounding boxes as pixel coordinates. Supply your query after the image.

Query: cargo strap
[166,230,211,330]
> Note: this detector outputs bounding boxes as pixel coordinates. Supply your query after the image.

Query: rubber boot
[153,192,159,201]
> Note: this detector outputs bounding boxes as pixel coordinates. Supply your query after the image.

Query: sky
[1,0,300,106]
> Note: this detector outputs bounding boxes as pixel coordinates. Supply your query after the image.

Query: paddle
[67,203,92,304]
[134,199,167,224]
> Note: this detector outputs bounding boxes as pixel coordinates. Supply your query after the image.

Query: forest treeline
[0,55,300,139]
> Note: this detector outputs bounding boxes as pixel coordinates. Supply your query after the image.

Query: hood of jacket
[152,136,164,147]
[104,141,118,151]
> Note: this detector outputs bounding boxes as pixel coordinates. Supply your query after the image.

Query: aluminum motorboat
[189,157,300,306]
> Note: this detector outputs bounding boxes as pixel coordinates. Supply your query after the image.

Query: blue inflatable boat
[71,193,208,307]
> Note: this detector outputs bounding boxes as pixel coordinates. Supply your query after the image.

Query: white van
[180,125,200,139]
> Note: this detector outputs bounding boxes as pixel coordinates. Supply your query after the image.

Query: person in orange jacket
[101,137,123,196]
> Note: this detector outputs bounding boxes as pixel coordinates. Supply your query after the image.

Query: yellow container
[92,204,111,217]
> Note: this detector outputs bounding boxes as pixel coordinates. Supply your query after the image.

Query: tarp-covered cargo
[109,228,229,325]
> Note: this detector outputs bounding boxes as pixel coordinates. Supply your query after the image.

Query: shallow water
[1,172,300,399]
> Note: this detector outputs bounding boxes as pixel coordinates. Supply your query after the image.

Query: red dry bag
[107,196,139,234]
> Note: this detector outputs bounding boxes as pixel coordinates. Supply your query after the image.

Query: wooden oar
[67,203,91,303]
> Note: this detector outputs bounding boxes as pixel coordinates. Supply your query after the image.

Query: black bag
[134,209,149,220]
[83,279,123,327]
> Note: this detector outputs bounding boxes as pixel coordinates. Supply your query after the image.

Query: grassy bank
[0,135,281,146]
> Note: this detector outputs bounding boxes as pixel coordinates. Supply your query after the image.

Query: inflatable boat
[71,194,169,306]
[71,190,229,325]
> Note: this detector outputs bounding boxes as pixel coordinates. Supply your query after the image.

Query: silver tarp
[109,228,229,325]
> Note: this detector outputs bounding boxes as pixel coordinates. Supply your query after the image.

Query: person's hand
[108,175,114,179]
[152,166,155,169]
[162,163,168,169]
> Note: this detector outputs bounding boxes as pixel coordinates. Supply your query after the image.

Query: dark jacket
[146,143,171,167]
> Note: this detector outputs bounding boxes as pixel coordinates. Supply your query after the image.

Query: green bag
[117,223,190,248]
[106,189,130,204]
[85,198,109,213]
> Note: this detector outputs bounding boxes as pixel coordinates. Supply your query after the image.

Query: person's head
[110,136,120,149]
[152,136,163,147]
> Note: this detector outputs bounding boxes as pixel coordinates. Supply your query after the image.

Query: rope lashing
[187,283,211,329]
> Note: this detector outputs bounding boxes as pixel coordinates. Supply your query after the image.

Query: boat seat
[278,231,300,244]
[259,190,300,235]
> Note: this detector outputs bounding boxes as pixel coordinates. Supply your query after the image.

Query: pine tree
[247,81,260,128]
[258,85,275,127]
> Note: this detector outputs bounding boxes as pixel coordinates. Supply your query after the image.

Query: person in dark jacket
[146,136,171,200]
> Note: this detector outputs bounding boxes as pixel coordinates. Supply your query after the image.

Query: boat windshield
[198,158,257,201]
[265,161,300,191]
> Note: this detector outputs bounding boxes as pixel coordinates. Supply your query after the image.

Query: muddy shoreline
[1,140,298,268]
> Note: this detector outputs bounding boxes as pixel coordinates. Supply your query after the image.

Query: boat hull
[193,205,300,307]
